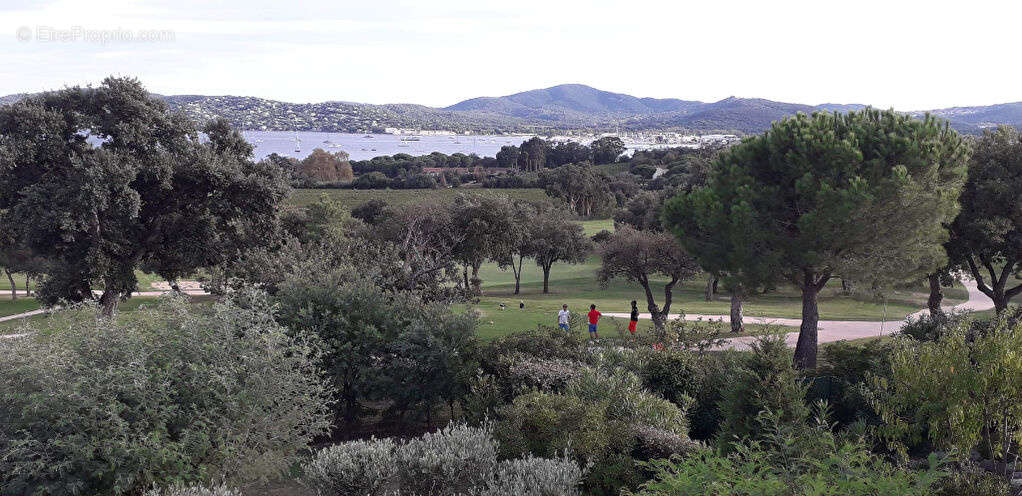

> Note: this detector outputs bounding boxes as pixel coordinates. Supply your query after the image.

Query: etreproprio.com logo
[16,25,176,44]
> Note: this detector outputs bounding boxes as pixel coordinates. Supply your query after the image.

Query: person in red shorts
[628,300,639,338]
[587,304,601,341]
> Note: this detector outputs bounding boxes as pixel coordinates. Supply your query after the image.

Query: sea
[240,131,531,161]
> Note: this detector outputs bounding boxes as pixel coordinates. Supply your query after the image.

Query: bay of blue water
[241,131,530,161]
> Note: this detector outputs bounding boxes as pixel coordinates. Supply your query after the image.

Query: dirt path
[604,280,994,349]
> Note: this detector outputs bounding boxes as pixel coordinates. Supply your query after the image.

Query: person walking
[587,304,601,341]
[628,300,639,339]
[557,304,571,332]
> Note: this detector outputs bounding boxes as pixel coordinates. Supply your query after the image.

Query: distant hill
[2,84,1020,135]
[445,84,702,121]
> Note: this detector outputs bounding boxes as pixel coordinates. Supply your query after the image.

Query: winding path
[1,282,997,345]
[604,280,995,349]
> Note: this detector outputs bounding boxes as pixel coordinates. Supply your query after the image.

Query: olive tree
[597,227,700,337]
[664,109,968,368]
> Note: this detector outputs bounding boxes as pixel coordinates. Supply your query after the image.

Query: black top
[630,308,639,321]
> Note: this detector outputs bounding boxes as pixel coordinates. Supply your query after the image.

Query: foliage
[350,198,389,224]
[665,108,969,367]
[0,294,332,496]
[807,340,892,426]
[948,125,1022,313]
[898,308,974,341]
[591,136,626,164]
[274,269,479,422]
[627,406,946,496]
[0,77,289,314]
[296,148,354,183]
[717,336,810,450]
[538,163,615,217]
[303,437,398,495]
[525,212,594,293]
[869,316,1022,463]
[614,191,665,231]
[597,226,700,336]
[932,463,1014,496]
[143,484,242,496]
[494,365,692,495]
[302,424,583,496]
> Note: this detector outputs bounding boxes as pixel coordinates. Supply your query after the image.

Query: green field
[288,187,550,208]
[0,298,42,318]
[464,220,967,340]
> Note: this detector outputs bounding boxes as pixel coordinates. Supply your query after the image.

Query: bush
[0,294,332,496]
[869,316,1022,462]
[717,336,810,450]
[275,271,479,422]
[933,464,1014,496]
[480,327,586,374]
[303,424,583,496]
[627,406,946,496]
[807,340,892,426]
[899,309,972,341]
[494,366,692,495]
[394,424,499,495]
[303,438,398,495]
[483,455,583,496]
[144,485,242,496]
[495,391,615,463]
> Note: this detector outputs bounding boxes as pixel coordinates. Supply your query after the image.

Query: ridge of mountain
[2,84,1020,134]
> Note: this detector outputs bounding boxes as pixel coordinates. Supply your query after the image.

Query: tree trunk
[471,263,482,295]
[712,277,719,296]
[542,265,551,294]
[927,273,944,318]
[730,291,744,333]
[704,275,714,302]
[6,269,16,301]
[463,265,470,292]
[511,254,524,295]
[793,286,820,369]
[98,289,119,317]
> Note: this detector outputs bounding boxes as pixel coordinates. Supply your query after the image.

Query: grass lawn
[288,187,550,208]
[464,221,968,340]
[0,295,218,336]
[0,298,41,318]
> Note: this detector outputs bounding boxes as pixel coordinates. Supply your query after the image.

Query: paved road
[604,280,994,349]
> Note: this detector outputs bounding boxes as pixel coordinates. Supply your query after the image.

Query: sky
[2,0,1020,110]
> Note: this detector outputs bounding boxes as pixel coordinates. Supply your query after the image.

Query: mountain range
[2,84,1020,135]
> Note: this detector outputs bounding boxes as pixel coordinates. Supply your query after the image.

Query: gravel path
[603,280,994,349]
[1,282,996,345]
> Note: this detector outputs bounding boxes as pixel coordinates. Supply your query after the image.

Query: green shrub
[0,294,332,496]
[932,464,1014,496]
[494,366,693,495]
[480,327,586,374]
[717,336,809,450]
[870,317,1022,462]
[394,424,499,495]
[482,455,583,496]
[143,485,242,496]
[303,424,583,495]
[275,270,479,421]
[807,340,892,426]
[627,406,946,496]
[686,351,749,440]
[303,438,398,495]
[899,310,972,341]
[495,391,615,462]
